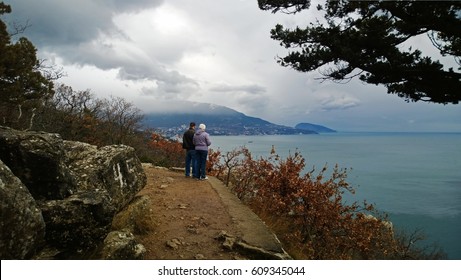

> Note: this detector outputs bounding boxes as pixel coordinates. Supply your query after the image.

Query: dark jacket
[182,128,195,150]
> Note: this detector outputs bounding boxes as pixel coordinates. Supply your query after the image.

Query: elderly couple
[182,122,211,180]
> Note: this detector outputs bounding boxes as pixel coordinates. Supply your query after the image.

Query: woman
[193,123,211,180]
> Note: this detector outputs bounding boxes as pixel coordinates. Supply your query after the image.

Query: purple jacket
[193,129,211,151]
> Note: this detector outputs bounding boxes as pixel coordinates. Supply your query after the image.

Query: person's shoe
[200,176,209,180]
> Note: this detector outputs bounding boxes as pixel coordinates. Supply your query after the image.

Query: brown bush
[208,147,435,259]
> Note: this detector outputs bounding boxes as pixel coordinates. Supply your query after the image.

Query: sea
[211,132,461,259]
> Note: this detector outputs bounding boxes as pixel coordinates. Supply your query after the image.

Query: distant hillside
[142,103,316,136]
[295,123,336,133]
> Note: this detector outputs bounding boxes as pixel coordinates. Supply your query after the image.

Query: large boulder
[39,190,116,256]
[0,126,147,259]
[63,141,147,211]
[0,159,46,259]
[0,127,75,200]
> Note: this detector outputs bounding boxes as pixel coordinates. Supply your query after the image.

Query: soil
[135,165,247,260]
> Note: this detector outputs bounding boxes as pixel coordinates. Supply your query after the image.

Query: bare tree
[98,96,144,145]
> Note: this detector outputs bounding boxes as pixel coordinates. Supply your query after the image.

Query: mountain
[295,123,336,133]
[141,103,317,136]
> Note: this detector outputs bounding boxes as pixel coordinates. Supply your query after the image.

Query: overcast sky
[4,0,461,132]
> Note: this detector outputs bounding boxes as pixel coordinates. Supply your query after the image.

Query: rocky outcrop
[0,128,75,200]
[0,126,147,259]
[100,229,146,260]
[62,141,146,211]
[0,159,46,259]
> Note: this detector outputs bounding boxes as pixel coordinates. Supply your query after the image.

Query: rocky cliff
[0,126,147,259]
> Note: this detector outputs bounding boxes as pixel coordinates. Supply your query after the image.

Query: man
[182,122,196,178]
[193,123,211,180]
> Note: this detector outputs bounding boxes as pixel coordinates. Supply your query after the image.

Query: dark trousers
[195,149,208,179]
[185,149,196,176]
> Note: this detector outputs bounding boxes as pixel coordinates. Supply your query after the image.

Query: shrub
[209,146,443,259]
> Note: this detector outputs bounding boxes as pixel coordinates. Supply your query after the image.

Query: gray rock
[63,141,147,211]
[39,190,116,252]
[166,238,182,249]
[0,126,147,259]
[101,229,146,260]
[0,126,76,199]
[0,159,46,259]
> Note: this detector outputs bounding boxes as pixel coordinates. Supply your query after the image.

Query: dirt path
[135,165,246,260]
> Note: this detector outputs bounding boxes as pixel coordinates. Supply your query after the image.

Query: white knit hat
[199,123,206,130]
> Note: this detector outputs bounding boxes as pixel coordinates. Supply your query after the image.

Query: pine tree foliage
[0,3,54,129]
[259,0,461,104]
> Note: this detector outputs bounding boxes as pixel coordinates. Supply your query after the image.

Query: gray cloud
[209,84,266,95]
[3,0,460,132]
[208,83,269,114]
[6,0,163,47]
[5,0,202,101]
[319,95,361,111]
[6,0,168,79]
